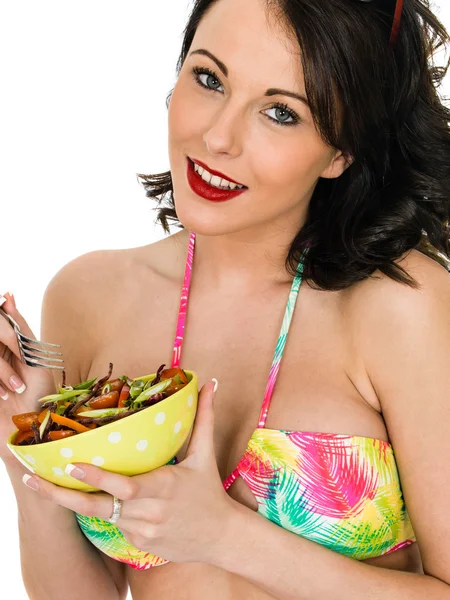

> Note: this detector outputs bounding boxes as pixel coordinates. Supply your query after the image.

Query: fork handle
[0,307,20,331]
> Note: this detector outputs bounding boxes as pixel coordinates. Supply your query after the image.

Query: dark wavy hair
[138,0,450,290]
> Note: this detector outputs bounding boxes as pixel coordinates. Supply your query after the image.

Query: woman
[1,0,450,598]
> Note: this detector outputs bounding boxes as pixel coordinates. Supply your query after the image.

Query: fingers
[117,520,160,552]
[64,462,169,500]
[0,352,27,395]
[0,338,27,394]
[0,294,22,362]
[22,472,115,520]
[0,293,30,394]
[0,383,9,401]
[184,379,217,463]
[65,463,141,500]
[21,467,164,527]
[1,292,36,340]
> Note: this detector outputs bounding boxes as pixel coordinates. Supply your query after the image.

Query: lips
[189,157,246,187]
[186,158,248,202]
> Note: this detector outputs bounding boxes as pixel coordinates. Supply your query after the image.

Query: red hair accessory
[354,0,404,48]
[389,0,404,47]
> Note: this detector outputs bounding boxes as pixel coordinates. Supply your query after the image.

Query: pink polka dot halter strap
[170,231,308,488]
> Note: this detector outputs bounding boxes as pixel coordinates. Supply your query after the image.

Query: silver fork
[0,307,64,370]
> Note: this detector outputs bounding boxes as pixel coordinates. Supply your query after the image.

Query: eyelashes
[192,66,223,92]
[191,66,301,128]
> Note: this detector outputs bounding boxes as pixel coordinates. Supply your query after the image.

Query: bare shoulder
[40,231,186,381]
[343,248,450,399]
[343,252,450,583]
[345,248,450,324]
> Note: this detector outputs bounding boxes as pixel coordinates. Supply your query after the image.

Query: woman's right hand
[0,293,57,461]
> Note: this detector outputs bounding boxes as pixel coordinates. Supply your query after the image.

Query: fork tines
[0,306,65,371]
[18,336,65,371]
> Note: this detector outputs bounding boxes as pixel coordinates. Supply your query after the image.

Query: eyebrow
[189,49,310,108]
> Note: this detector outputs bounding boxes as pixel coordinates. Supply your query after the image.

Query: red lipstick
[186,158,247,203]
[191,158,245,186]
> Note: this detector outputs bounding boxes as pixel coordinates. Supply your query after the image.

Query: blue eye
[264,104,299,127]
[191,66,300,128]
[192,66,224,92]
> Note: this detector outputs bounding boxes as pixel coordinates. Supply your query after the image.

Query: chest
[86,274,383,510]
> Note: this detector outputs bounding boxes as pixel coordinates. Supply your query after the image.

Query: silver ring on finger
[108,496,123,524]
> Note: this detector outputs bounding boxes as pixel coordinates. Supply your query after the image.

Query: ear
[320,149,353,179]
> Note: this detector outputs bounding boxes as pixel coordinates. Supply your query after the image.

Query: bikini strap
[172,231,196,368]
[171,230,307,430]
[256,255,306,428]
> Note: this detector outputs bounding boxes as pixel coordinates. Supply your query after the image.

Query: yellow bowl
[6,371,198,492]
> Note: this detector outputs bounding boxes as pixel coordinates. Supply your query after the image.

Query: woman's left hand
[21,379,239,564]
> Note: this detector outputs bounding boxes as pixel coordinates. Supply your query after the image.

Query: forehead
[190,0,304,89]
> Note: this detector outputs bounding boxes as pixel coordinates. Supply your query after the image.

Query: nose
[203,99,246,158]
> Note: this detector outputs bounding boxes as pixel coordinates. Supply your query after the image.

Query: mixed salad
[11,363,189,446]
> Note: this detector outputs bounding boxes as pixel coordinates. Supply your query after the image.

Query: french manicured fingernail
[0,296,6,308]
[22,474,39,491]
[3,292,15,307]
[212,378,219,393]
[0,389,9,401]
[9,376,26,394]
[65,464,85,479]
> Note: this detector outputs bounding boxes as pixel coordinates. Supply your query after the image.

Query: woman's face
[168,0,349,238]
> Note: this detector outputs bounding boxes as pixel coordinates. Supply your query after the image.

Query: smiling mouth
[188,157,247,190]
[186,157,248,202]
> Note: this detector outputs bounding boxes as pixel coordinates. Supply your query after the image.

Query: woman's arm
[13,250,449,599]
[210,252,450,600]
[5,457,128,600]
[8,252,128,600]
[213,502,448,600]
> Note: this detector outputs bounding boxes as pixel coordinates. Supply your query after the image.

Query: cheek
[168,84,187,143]
[168,80,207,144]
[252,136,328,194]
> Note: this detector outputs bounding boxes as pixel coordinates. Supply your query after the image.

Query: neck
[175,210,307,294]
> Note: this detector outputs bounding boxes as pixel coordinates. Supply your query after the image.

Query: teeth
[193,162,244,190]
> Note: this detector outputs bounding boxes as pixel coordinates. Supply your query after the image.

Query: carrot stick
[38,409,49,424]
[50,413,91,433]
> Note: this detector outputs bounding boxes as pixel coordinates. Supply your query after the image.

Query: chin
[171,184,252,238]
[175,212,224,237]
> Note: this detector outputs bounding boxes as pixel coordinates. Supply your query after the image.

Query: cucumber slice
[77,407,129,418]
[73,377,98,390]
[38,389,90,403]
[100,383,111,395]
[129,379,145,399]
[132,379,172,407]
[58,385,73,394]
[39,410,51,439]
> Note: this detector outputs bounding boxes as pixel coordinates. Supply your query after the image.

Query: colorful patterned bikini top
[76,231,416,570]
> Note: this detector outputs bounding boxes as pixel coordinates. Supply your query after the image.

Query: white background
[0,1,448,597]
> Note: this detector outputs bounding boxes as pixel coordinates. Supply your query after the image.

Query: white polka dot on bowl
[174,421,182,434]
[108,432,122,444]
[188,394,194,407]
[52,467,64,476]
[24,454,36,465]
[155,412,166,425]
[136,440,148,451]
[60,448,73,459]
[92,456,105,466]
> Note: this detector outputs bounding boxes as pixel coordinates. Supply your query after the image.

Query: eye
[264,103,300,127]
[191,67,300,128]
[192,66,224,93]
